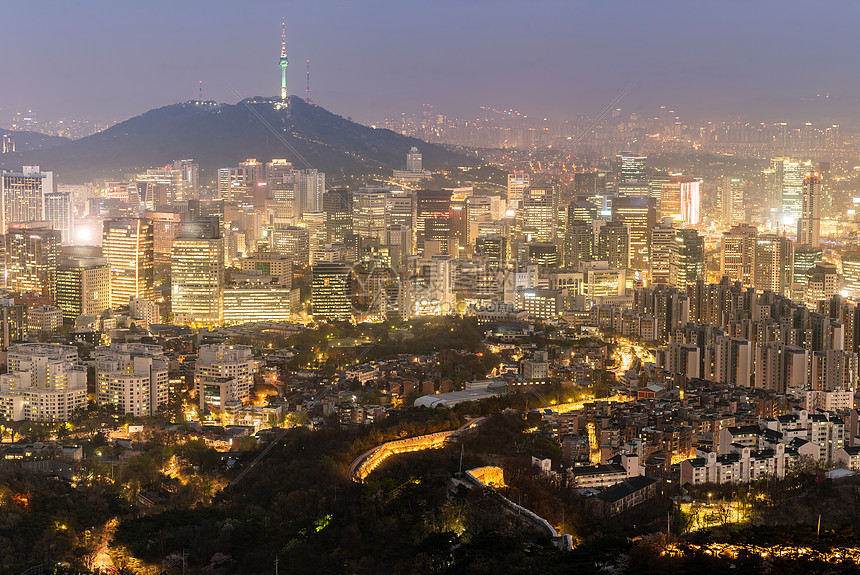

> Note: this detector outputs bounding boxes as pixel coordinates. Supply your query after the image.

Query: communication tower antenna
[306,60,312,104]
[199,80,203,101]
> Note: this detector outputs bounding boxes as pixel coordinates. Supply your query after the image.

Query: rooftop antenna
[305,59,312,104]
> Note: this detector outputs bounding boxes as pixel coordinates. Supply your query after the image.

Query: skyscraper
[659,175,701,225]
[611,196,656,273]
[564,220,593,270]
[804,262,838,308]
[507,171,530,209]
[615,152,648,196]
[5,222,61,299]
[43,191,73,244]
[650,220,678,285]
[754,234,793,296]
[323,189,352,244]
[295,169,325,215]
[171,221,225,326]
[842,252,860,300]
[776,158,811,224]
[519,186,556,244]
[798,171,821,248]
[416,190,452,256]
[0,166,52,234]
[312,261,352,321]
[674,228,705,287]
[792,244,823,302]
[721,177,745,227]
[103,218,154,308]
[597,220,629,270]
[352,190,388,243]
[720,224,757,287]
[55,256,111,320]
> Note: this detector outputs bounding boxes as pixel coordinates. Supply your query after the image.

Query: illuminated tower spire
[279,20,289,100]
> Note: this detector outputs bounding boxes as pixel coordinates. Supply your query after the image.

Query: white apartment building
[195,344,255,417]
[0,343,86,422]
[93,343,169,417]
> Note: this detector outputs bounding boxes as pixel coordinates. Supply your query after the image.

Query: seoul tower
[279,20,289,100]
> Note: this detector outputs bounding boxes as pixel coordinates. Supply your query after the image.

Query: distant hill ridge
[0,128,69,153]
[0,96,476,184]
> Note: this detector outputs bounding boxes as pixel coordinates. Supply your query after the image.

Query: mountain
[0,128,69,153]
[0,97,477,183]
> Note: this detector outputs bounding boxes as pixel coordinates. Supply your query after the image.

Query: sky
[3,0,860,128]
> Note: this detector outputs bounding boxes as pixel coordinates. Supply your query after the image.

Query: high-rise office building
[754,234,793,296]
[792,245,822,302]
[1,134,13,154]
[615,152,648,196]
[323,189,352,244]
[173,159,199,200]
[296,169,325,215]
[416,190,452,256]
[720,224,757,287]
[271,225,310,267]
[171,221,224,326]
[573,171,608,209]
[519,186,556,244]
[721,177,745,227]
[312,261,352,321]
[567,198,598,224]
[406,147,423,172]
[240,252,292,287]
[103,218,154,308]
[475,235,507,269]
[611,196,656,273]
[564,219,593,270]
[597,220,630,270]
[507,171,530,209]
[266,159,294,197]
[352,190,388,243]
[842,252,860,300]
[0,166,52,234]
[798,171,821,248]
[659,175,701,225]
[43,191,73,244]
[817,161,832,219]
[146,211,183,264]
[136,166,184,209]
[650,221,677,285]
[674,228,705,287]
[775,158,811,223]
[5,222,61,299]
[55,256,111,320]
[466,195,501,247]
[804,262,838,308]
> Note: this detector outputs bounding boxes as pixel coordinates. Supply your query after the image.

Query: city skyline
[4,1,860,128]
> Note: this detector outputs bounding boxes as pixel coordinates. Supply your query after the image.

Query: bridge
[349,417,484,482]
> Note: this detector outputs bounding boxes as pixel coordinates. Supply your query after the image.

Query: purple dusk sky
[2,0,859,127]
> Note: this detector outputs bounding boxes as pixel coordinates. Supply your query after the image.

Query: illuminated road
[349,417,485,482]
[538,394,627,415]
[664,542,860,564]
